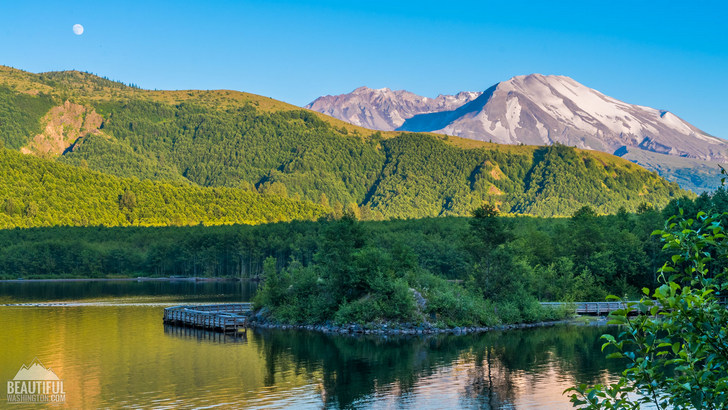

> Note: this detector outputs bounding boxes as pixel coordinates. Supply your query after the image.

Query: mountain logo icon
[12,358,60,381]
[6,358,66,403]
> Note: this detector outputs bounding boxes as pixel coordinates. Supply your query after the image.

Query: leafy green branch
[566,211,728,409]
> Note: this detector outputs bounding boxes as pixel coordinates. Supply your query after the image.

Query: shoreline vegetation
[3,190,726,331]
[249,192,728,332]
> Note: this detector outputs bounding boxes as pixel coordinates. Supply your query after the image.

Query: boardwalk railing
[163,303,252,333]
[540,301,635,316]
[543,297,728,316]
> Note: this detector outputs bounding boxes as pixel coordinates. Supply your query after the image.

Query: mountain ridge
[305,86,482,131]
[0,66,692,219]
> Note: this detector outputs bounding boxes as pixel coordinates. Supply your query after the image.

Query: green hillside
[0,66,692,218]
[0,148,328,228]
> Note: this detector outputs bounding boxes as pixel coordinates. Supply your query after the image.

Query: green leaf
[606,295,622,301]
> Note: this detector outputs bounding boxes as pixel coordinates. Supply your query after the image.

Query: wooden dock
[163,303,253,334]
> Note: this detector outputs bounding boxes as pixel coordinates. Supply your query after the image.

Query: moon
[72,24,84,35]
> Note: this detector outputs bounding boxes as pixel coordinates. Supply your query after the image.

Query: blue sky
[1,0,726,137]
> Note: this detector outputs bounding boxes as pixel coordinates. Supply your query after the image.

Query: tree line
[3,189,723,295]
[0,148,327,229]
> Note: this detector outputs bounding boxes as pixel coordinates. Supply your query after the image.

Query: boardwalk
[542,296,728,316]
[540,301,635,316]
[163,303,252,334]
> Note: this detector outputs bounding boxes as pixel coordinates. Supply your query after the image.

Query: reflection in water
[0,282,623,409]
[253,325,623,409]
[164,324,248,344]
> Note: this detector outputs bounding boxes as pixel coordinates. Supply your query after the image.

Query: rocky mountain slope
[305,87,481,131]
[308,75,727,192]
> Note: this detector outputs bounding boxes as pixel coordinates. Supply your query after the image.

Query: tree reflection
[253,324,623,409]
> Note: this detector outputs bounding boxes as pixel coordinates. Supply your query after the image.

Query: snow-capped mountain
[305,86,481,131]
[400,74,725,161]
[306,75,727,191]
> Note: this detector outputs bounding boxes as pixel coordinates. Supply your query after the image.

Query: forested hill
[0,148,328,228]
[0,66,692,218]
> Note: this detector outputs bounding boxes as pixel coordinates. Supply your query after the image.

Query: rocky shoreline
[246,314,601,337]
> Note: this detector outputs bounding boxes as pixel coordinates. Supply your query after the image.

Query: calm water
[0,281,623,409]
[0,279,257,304]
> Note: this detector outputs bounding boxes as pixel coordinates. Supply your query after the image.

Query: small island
[250,206,575,333]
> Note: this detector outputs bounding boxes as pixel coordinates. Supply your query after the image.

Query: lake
[0,280,622,409]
